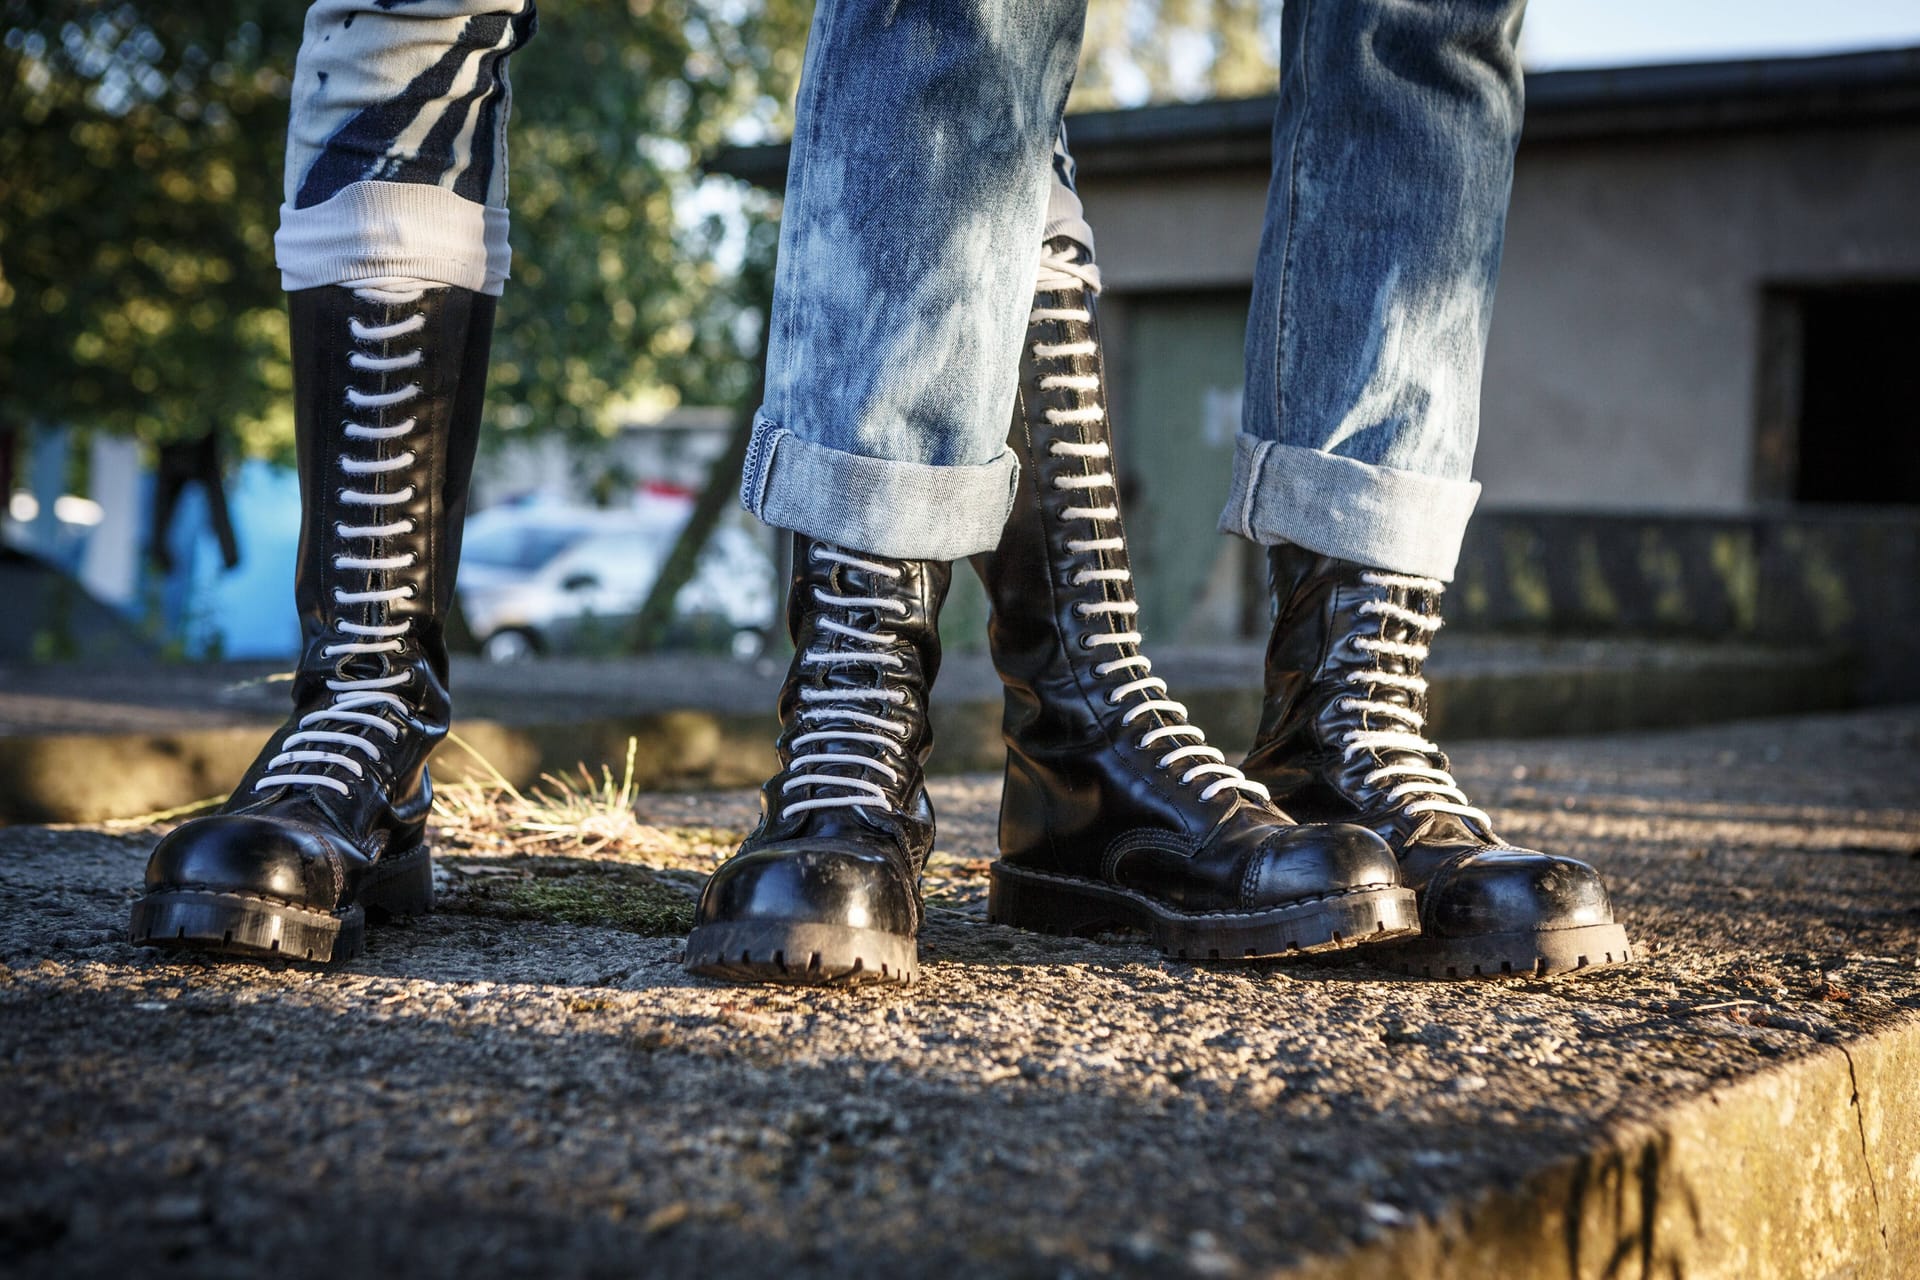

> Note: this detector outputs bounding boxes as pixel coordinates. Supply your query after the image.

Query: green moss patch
[449,864,696,936]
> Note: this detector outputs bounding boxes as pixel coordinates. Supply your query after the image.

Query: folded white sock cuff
[276,181,509,296]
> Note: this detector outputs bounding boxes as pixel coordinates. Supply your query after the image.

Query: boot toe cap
[693,843,918,937]
[1244,822,1402,908]
[145,815,339,907]
[1419,845,1617,937]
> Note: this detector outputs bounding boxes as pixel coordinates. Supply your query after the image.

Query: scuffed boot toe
[132,816,361,963]
[1385,844,1632,979]
[132,813,432,965]
[685,844,921,986]
[143,814,337,905]
[1244,822,1406,909]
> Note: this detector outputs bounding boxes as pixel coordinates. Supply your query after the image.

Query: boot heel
[988,864,1132,937]
[360,846,434,920]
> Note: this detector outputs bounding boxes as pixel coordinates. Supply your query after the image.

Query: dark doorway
[1758,284,1920,506]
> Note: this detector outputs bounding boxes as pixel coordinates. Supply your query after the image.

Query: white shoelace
[1031,251,1268,805]
[1034,244,1102,296]
[255,286,425,798]
[781,545,914,818]
[1337,572,1491,826]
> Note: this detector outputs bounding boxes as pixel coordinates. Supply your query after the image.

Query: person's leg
[131,0,534,965]
[277,0,532,295]
[1230,0,1631,978]
[689,1,1092,986]
[1224,0,1519,582]
[976,134,1415,959]
[737,2,1089,563]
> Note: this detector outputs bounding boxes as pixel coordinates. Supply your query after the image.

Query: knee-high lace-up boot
[1243,546,1634,978]
[978,240,1416,960]
[684,538,951,986]
[130,283,493,964]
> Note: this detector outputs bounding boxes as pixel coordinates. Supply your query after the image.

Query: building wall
[1075,118,1920,514]
[1077,170,1266,293]
[1483,122,1920,511]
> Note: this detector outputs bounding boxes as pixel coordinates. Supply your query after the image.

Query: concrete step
[0,707,1915,1276]
[0,638,1858,822]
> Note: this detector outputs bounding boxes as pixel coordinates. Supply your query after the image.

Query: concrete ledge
[0,708,1915,1276]
[0,715,785,826]
[0,640,1857,822]
[1453,508,1920,703]
[1302,1014,1920,1278]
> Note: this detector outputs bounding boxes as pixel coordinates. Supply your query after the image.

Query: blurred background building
[5,9,1919,702]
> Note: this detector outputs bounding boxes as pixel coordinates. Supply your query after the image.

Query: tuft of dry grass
[432,733,737,870]
[99,730,742,876]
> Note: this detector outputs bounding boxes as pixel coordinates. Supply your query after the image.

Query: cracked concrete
[1836,1043,1889,1253]
[1,707,1916,1278]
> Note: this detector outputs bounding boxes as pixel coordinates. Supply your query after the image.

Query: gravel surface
[2,709,1917,1278]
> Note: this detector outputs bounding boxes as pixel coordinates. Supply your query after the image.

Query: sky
[1519,0,1920,69]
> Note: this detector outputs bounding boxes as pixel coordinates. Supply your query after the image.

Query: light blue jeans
[743,0,1527,581]
[741,2,1091,561]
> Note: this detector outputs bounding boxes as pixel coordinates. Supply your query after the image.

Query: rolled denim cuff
[277,182,510,296]
[740,416,1021,561]
[1219,434,1481,582]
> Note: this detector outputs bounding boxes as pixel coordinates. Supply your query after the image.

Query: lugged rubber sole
[128,845,433,966]
[988,863,1419,960]
[683,920,918,987]
[1366,920,1634,980]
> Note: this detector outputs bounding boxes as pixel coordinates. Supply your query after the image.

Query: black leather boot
[1243,544,1634,978]
[978,241,1416,960]
[130,284,493,964]
[684,538,951,986]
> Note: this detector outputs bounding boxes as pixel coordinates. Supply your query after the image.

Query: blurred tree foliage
[0,0,1269,464]
[1073,0,1281,110]
[0,0,810,461]
[1,3,300,456]
[487,0,810,444]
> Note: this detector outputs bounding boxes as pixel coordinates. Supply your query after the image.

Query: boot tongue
[1357,601,1431,768]
[1350,581,1497,843]
[333,651,391,685]
[780,557,916,817]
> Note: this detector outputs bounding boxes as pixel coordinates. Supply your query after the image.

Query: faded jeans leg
[1222,0,1527,582]
[742,0,1091,561]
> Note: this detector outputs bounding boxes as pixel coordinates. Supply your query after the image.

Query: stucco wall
[1074,119,1920,512]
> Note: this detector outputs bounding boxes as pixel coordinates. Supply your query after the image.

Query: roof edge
[708,43,1920,188]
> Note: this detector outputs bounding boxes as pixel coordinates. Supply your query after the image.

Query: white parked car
[457,502,776,662]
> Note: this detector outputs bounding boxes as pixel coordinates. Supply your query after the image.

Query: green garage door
[1117,290,1257,644]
